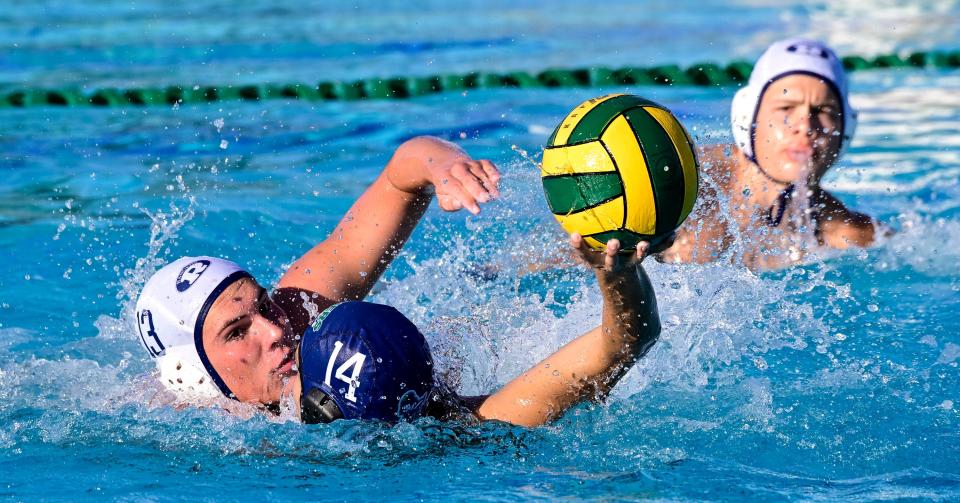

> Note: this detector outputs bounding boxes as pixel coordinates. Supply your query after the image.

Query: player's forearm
[476,266,660,427]
[277,138,457,300]
[330,172,433,299]
[594,265,660,385]
[327,137,473,297]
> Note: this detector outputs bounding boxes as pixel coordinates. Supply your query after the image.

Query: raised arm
[476,235,662,427]
[274,136,499,332]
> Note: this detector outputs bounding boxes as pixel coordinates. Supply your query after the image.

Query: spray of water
[3,148,953,466]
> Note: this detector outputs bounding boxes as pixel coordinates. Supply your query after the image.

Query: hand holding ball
[541,94,699,251]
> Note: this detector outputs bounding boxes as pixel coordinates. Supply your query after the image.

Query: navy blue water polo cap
[298,302,434,424]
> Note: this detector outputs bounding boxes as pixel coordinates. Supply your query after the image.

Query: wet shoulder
[814,189,877,248]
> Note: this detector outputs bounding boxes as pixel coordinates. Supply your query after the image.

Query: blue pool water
[2,1,960,500]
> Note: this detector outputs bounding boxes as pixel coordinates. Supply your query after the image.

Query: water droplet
[866,304,879,312]
[552,370,560,376]
[663,166,670,171]
[834,333,847,341]
[219,139,229,149]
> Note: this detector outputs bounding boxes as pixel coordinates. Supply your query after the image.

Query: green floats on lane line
[2,49,957,108]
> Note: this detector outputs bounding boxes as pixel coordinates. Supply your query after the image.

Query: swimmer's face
[202,277,297,405]
[753,74,844,183]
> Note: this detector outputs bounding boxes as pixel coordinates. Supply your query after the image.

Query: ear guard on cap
[298,302,435,424]
[301,388,345,424]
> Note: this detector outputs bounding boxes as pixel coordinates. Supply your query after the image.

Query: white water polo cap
[731,38,858,163]
[135,256,252,401]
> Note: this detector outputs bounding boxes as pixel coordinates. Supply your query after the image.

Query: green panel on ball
[542,173,623,215]
[584,229,645,250]
[565,95,660,145]
[622,107,685,235]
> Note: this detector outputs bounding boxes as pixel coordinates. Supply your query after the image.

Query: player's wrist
[595,267,643,298]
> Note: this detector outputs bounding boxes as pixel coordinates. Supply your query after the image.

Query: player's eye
[227,326,247,341]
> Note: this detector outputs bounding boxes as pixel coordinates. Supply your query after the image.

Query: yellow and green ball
[540,94,699,251]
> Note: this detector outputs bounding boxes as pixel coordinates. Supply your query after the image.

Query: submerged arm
[476,236,661,427]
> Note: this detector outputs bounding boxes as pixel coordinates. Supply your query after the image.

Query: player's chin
[769,160,806,183]
[266,375,291,405]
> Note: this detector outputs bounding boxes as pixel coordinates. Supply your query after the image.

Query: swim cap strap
[191,269,252,399]
[767,184,795,227]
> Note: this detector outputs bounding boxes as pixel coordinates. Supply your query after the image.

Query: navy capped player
[134,135,664,426]
[136,236,663,426]
[136,136,498,405]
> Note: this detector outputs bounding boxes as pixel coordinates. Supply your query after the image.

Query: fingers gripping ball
[541,94,699,251]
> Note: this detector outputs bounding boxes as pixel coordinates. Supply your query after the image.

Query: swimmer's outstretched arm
[476,235,661,427]
[275,136,499,330]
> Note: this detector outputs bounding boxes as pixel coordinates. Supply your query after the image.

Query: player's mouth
[274,347,296,375]
[784,145,814,164]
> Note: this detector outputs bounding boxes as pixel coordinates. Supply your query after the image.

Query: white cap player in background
[659,38,883,269]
